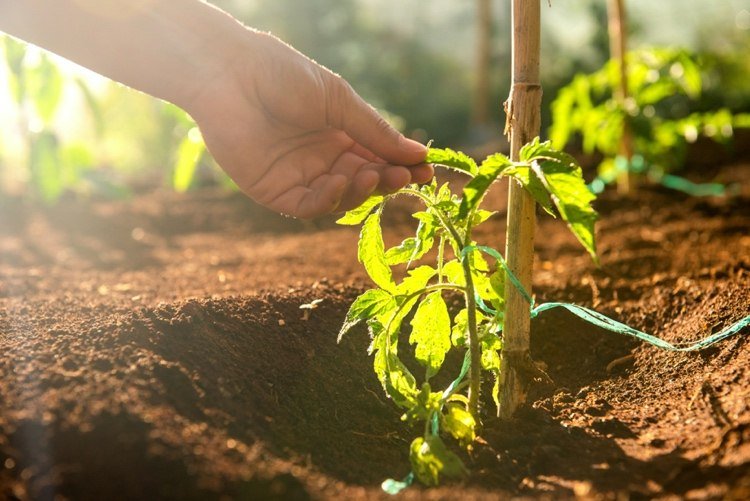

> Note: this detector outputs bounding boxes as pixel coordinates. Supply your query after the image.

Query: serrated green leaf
[502,165,554,215]
[472,209,496,226]
[409,435,468,486]
[336,195,384,225]
[409,292,451,379]
[531,160,598,263]
[442,260,464,287]
[396,265,436,296]
[358,212,396,292]
[442,405,476,448]
[338,289,396,341]
[385,216,436,266]
[451,308,468,346]
[459,153,512,218]
[402,384,442,424]
[480,333,502,371]
[426,147,478,176]
[371,321,418,408]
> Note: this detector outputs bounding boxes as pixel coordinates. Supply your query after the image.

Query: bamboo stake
[499,0,542,419]
[472,0,492,126]
[607,0,635,194]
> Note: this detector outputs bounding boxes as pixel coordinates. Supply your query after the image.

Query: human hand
[185,30,433,218]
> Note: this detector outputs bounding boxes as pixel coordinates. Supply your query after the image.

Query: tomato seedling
[337,138,598,485]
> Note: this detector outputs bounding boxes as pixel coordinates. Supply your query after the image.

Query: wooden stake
[607,0,635,194]
[472,0,492,126]
[499,0,542,419]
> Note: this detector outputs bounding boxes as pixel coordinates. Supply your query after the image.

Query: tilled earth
[1,161,749,500]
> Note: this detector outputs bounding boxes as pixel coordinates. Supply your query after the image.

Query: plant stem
[461,254,481,419]
[499,0,541,420]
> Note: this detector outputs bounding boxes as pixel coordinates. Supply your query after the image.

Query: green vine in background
[337,139,597,487]
[549,47,750,194]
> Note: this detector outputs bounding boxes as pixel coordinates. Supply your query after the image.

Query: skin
[0,0,433,218]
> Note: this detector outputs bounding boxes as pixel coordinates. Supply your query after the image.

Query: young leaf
[338,289,396,342]
[396,265,436,296]
[409,292,451,379]
[358,212,396,292]
[531,160,598,263]
[402,384,442,424]
[385,217,436,266]
[442,405,476,448]
[451,308,468,347]
[372,323,418,408]
[426,148,478,176]
[480,333,502,372]
[409,435,468,486]
[336,195,384,225]
[501,165,554,215]
[459,153,512,218]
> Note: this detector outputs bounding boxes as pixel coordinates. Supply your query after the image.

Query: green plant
[337,138,597,486]
[550,47,750,191]
[2,35,96,202]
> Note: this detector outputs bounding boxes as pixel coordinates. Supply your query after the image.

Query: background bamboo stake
[472,0,492,127]
[608,0,635,194]
[499,0,542,419]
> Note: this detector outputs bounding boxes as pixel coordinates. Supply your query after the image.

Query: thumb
[326,74,427,165]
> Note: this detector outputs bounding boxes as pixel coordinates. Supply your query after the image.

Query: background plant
[549,47,750,191]
[337,139,597,486]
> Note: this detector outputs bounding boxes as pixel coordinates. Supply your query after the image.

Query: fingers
[325,73,427,167]
[267,174,347,219]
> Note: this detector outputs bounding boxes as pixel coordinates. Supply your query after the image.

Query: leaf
[173,127,205,192]
[459,153,512,218]
[531,159,599,263]
[336,195,383,225]
[385,216,436,266]
[409,435,468,486]
[27,53,64,126]
[409,292,451,379]
[502,165,554,215]
[426,147,478,176]
[480,333,502,372]
[396,265,436,296]
[451,308,468,346]
[29,131,63,203]
[338,289,396,342]
[358,212,396,292]
[402,383,442,424]
[371,321,418,408]
[442,405,476,448]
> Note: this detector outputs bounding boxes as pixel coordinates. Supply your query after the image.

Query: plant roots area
[1,159,749,500]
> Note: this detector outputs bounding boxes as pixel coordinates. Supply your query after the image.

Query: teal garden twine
[382,245,749,495]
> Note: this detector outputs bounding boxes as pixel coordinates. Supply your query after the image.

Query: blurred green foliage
[550,47,750,188]
[1,1,749,202]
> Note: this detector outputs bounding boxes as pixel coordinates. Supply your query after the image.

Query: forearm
[0,0,252,109]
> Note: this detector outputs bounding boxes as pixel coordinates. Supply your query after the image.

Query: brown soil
[1,161,749,500]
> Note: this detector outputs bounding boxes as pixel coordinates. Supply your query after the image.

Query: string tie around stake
[382,245,750,495]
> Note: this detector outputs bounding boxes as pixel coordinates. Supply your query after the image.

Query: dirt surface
[1,160,749,500]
